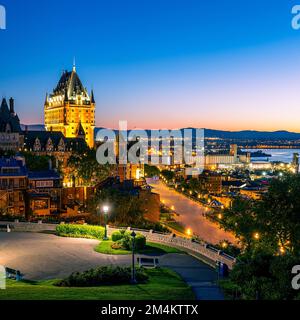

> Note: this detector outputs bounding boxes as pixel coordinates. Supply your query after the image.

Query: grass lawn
[0,269,195,300]
[94,240,184,255]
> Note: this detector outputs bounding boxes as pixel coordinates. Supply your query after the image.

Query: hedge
[111,231,146,251]
[111,230,126,242]
[56,224,105,240]
[54,266,149,287]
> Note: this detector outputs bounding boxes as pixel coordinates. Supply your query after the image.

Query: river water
[242,149,300,163]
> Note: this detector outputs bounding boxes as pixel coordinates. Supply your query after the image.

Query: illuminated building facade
[44,64,95,148]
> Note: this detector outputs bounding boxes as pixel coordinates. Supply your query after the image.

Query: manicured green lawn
[94,240,184,255]
[0,269,195,300]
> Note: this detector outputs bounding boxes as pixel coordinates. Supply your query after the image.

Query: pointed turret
[9,97,15,114]
[73,57,76,73]
[0,97,22,133]
[45,93,49,106]
[91,90,95,103]
[0,98,9,114]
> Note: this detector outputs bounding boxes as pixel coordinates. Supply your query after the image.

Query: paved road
[149,180,237,245]
[0,232,224,300]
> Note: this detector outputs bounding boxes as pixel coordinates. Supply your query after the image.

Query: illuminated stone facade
[44,65,95,148]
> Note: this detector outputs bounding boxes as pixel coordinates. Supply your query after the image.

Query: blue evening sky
[1,0,300,131]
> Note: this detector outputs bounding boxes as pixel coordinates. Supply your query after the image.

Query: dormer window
[33,138,41,152]
[5,123,11,134]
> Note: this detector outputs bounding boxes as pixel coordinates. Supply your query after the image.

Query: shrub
[54,266,149,287]
[110,231,147,251]
[111,230,125,242]
[134,234,147,250]
[56,224,105,240]
[120,233,146,251]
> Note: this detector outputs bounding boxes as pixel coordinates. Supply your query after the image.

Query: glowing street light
[254,232,260,240]
[279,246,285,255]
[103,205,109,240]
[131,231,137,284]
[222,242,228,249]
[186,228,192,237]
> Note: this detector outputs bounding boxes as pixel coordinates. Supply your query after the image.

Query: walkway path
[148,179,237,245]
[0,232,224,300]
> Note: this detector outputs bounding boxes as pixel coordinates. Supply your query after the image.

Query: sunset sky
[1,0,300,131]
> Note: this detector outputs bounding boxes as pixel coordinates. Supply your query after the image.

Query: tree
[68,149,112,186]
[229,250,299,300]
[161,170,175,181]
[258,175,300,255]
[189,178,200,192]
[88,187,144,226]
[144,164,160,178]
[222,197,259,250]
[22,152,55,172]
[220,175,300,300]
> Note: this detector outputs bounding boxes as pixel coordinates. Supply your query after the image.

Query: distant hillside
[203,129,300,140]
[21,124,45,131]
[95,127,300,141]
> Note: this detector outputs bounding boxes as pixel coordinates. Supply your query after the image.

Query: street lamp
[131,231,137,285]
[253,232,260,240]
[103,205,109,240]
[186,228,192,237]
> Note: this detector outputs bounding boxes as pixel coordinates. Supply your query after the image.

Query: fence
[0,221,56,233]
[107,226,236,270]
[0,265,5,290]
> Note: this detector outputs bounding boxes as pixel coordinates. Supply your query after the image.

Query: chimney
[9,97,15,114]
[25,125,28,133]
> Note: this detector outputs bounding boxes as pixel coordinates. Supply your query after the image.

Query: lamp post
[131,231,137,284]
[103,205,109,240]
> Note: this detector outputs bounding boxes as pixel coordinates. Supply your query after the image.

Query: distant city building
[199,171,222,194]
[249,161,272,170]
[0,98,24,151]
[205,144,250,170]
[44,64,95,148]
[115,134,145,185]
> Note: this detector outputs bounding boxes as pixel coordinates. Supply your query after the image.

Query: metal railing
[107,226,236,269]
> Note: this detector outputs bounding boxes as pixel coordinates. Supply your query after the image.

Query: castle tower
[44,64,95,148]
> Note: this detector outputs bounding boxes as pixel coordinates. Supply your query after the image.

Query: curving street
[148,179,237,245]
[0,232,224,300]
